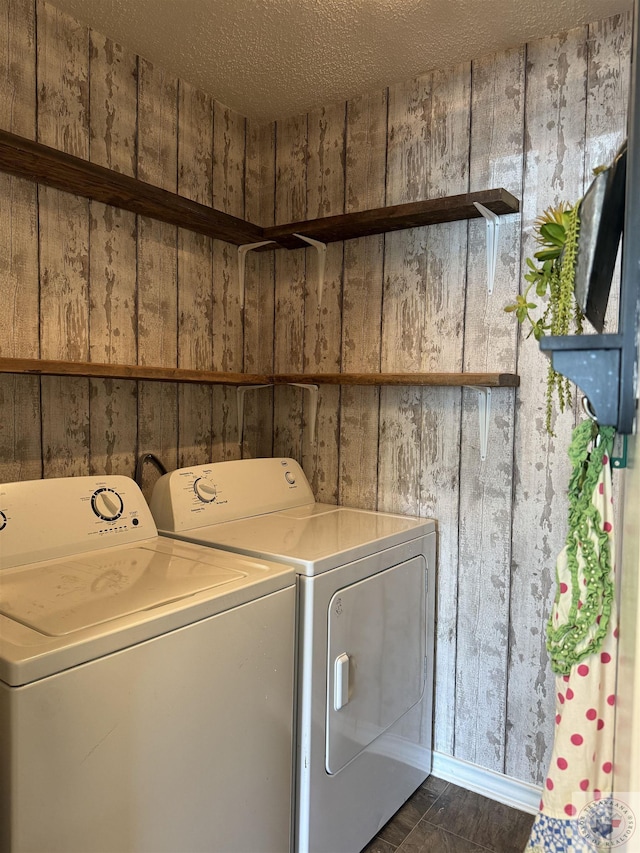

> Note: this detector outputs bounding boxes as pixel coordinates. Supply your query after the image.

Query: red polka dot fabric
[527,442,618,850]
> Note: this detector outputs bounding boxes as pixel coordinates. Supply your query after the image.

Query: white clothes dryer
[150,457,436,853]
[0,475,296,853]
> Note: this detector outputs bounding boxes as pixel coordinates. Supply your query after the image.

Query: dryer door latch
[334,653,350,711]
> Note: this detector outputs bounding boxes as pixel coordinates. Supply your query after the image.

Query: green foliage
[504,202,584,435]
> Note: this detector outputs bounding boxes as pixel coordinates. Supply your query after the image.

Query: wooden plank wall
[258,11,631,785]
[0,0,631,787]
[0,0,259,498]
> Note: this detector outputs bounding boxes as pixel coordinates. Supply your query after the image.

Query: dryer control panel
[150,458,315,533]
[0,475,157,570]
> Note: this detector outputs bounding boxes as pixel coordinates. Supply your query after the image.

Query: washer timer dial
[0,510,6,531]
[194,477,217,503]
[91,488,124,521]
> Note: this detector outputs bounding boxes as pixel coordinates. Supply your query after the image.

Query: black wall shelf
[539,6,640,434]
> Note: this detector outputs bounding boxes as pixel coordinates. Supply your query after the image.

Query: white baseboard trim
[431,751,542,816]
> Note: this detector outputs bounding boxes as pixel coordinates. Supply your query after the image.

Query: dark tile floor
[362,777,536,853]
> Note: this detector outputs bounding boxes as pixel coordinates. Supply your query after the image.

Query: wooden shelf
[262,189,520,249]
[0,358,270,386]
[0,132,520,396]
[273,372,519,387]
[0,129,264,245]
[0,358,520,388]
[0,130,519,249]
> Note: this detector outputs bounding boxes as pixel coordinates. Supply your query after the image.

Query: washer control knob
[0,510,6,531]
[91,488,124,521]
[194,477,217,503]
[285,471,296,485]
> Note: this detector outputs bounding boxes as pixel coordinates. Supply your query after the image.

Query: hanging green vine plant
[505,202,584,435]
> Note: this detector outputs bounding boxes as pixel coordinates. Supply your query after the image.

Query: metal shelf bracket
[237,382,319,446]
[238,234,327,309]
[294,233,327,305]
[465,385,492,461]
[237,241,277,309]
[473,202,500,295]
[288,382,319,445]
[237,384,273,445]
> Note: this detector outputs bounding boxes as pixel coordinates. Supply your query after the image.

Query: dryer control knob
[0,510,6,531]
[194,477,217,503]
[91,488,124,521]
[285,471,296,485]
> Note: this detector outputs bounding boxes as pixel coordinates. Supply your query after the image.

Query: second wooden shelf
[0,357,520,388]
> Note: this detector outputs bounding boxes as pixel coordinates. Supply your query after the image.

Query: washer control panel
[0,475,156,570]
[150,457,315,533]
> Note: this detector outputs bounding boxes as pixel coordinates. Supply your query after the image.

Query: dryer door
[325,556,426,774]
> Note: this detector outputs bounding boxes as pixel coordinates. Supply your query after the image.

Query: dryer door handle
[334,653,350,710]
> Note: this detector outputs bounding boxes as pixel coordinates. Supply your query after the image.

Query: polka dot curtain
[527,421,618,852]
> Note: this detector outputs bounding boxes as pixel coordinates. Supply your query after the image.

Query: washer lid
[0,546,244,636]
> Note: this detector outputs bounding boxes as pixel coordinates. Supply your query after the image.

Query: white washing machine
[150,457,436,853]
[0,475,296,853]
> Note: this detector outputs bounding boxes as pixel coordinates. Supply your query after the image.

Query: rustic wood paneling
[0,0,40,483]
[339,89,387,510]
[454,47,524,770]
[212,102,245,460]
[379,73,430,516]
[88,32,138,477]
[177,80,214,468]
[418,64,471,757]
[303,102,345,502]
[37,0,90,478]
[506,26,589,785]
[585,13,631,190]
[273,114,307,464]
[243,119,276,458]
[584,12,631,544]
[136,58,179,497]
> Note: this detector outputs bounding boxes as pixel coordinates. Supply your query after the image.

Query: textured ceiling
[51,0,632,123]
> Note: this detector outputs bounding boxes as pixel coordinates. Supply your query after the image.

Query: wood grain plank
[583,12,631,530]
[262,188,518,247]
[506,25,589,786]
[454,46,524,772]
[243,119,276,458]
[273,114,307,464]
[422,783,535,852]
[585,13,631,197]
[340,88,387,509]
[0,126,518,247]
[339,232,383,502]
[0,0,41,483]
[0,359,518,387]
[303,102,345,502]
[0,357,268,384]
[213,102,245,219]
[0,128,264,244]
[136,57,178,498]
[379,73,430,516]
[273,372,518,386]
[88,31,137,477]
[416,63,471,758]
[584,14,631,340]
[37,0,90,478]
[212,102,246,461]
[177,80,214,468]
